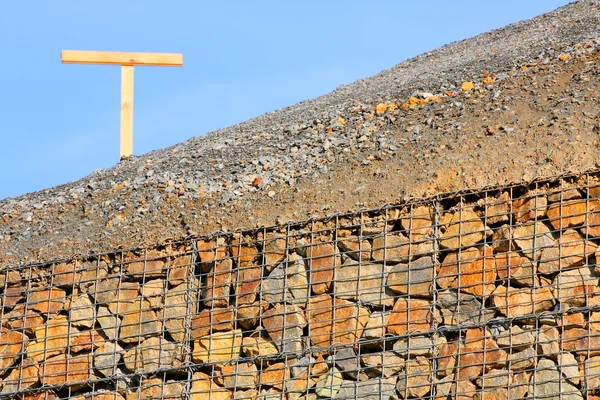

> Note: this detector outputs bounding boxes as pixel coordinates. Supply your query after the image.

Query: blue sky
[0,1,570,200]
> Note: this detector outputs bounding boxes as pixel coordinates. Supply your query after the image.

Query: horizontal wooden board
[61,50,183,66]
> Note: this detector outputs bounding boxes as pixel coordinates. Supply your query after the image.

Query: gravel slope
[2,0,600,266]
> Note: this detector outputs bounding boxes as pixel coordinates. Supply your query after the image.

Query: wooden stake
[61,50,183,160]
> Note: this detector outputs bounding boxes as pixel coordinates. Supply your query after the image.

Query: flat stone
[192,307,235,339]
[548,188,582,203]
[231,244,259,267]
[167,253,193,285]
[328,348,360,380]
[396,357,432,398]
[315,367,343,398]
[164,282,196,342]
[97,306,121,340]
[484,192,510,224]
[335,260,395,306]
[440,210,487,250]
[338,236,372,262]
[135,378,187,399]
[528,358,583,400]
[5,304,44,336]
[1,357,38,393]
[334,376,397,400]
[393,335,445,357]
[190,371,232,400]
[307,295,369,349]
[124,250,166,278]
[52,260,84,287]
[539,229,596,274]
[513,221,555,260]
[362,311,390,340]
[263,304,306,353]
[28,316,69,361]
[491,285,555,318]
[513,194,547,223]
[388,256,434,298]
[217,362,258,389]
[456,328,507,381]
[123,336,185,373]
[496,325,536,349]
[562,328,600,356]
[495,251,537,286]
[388,298,437,335]
[557,351,579,386]
[259,362,289,390]
[436,290,495,327]
[28,287,66,314]
[553,265,600,307]
[371,233,412,264]
[66,294,95,328]
[235,265,262,305]
[40,353,91,389]
[262,253,309,307]
[361,352,404,377]
[580,355,600,390]
[306,243,339,294]
[94,341,123,377]
[203,259,233,307]
[437,245,496,297]
[509,346,536,371]
[120,297,162,343]
[400,205,434,241]
[192,329,243,363]
[547,199,598,230]
[242,329,279,358]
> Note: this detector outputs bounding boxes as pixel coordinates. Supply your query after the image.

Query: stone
[203,259,233,307]
[589,311,600,331]
[437,246,496,297]
[562,328,600,356]
[371,233,412,264]
[4,304,44,336]
[513,221,555,259]
[242,329,279,358]
[513,195,547,223]
[484,192,510,224]
[393,335,445,357]
[315,367,343,398]
[259,233,287,270]
[307,295,369,349]
[66,294,95,328]
[52,260,84,287]
[190,371,232,400]
[123,336,185,373]
[509,347,536,371]
[70,329,101,353]
[580,355,600,390]
[338,236,371,262]
[361,351,404,377]
[217,362,258,389]
[237,301,268,330]
[235,265,262,305]
[263,304,306,353]
[434,375,454,400]
[231,244,259,267]
[539,229,596,274]
[491,224,513,252]
[167,253,193,284]
[91,278,139,315]
[192,307,235,339]
[548,188,582,203]
[134,378,187,399]
[233,390,259,400]
[450,380,477,400]
[97,306,121,340]
[388,256,434,298]
[306,243,339,294]
[120,297,162,343]
[335,260,395,306]
[440,210,487,250]
[3,284,24,309]
[28,316,69,361]
[436,290,495,327]
[437,341,457,377]
[388,298,437,335]
[538,326,561,357]
[124,250,167,278]
[1,357,38,393]
[457,328,508,381]
[329,348,360,380]
[262,253,309,307]
[553,265,600,307]
[396,357,433,399]
[197,238,228,272]
[495,251,537,286]
[78,261,109,291]
[94,340,123,377]
[334,377,397,400]
[192,329,243,363]
[400,205,434,241]
[528,358,583,400]
[582,202,600,238]
[491,285,555,318]
[28,287,66,314]
[547,199,598,230]
[164,282,195,342]
[22,392,60,400]
[496,325,536,349]
[140,279,165,308]
[260,362,289,390]
[557,352,579,385]
[40,353,91,389]
[475,368,512,389]
[362,311,390,340]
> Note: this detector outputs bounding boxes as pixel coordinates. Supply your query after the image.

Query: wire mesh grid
[3,171,600,399]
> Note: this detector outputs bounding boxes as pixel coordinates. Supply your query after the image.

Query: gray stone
[334,377,397,400]
[437,290,495,327]
[513,221,555,260]
[335,260,395,306]
[94,341,123,377]
[97,305,121,340]
[496,325,536,349]
[328,348,360,380]
[387,256,434,298]
[163,282,195,342]
[528,358,583,400]
[67,294,95,328]
[393,335,445,357]
[123,336,186,374]
[362,311,390,341]
[315,367,343,398]
[361,352,404,377]
[262,253,309,307]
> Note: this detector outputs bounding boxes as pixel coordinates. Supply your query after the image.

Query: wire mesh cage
[3,171,600,399]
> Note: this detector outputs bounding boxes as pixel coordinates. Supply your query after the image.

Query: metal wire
[3,170,600,398]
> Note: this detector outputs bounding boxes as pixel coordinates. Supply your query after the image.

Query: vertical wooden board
[120,65,134,159]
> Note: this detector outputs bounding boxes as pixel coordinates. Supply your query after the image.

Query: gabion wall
[4,172,600,399]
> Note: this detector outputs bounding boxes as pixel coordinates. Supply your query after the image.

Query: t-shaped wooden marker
[61,50,183,159]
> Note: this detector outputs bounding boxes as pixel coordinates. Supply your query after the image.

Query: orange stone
[437,245,497,297]
[306,243,339,294]
[388,298,437,335]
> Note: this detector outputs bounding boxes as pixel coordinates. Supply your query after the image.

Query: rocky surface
[5,173,600,398]
[1,1,600,266]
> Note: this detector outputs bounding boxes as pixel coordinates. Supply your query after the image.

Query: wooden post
[61,50,183,160]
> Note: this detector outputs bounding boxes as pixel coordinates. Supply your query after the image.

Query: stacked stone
[4,181,600,399]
